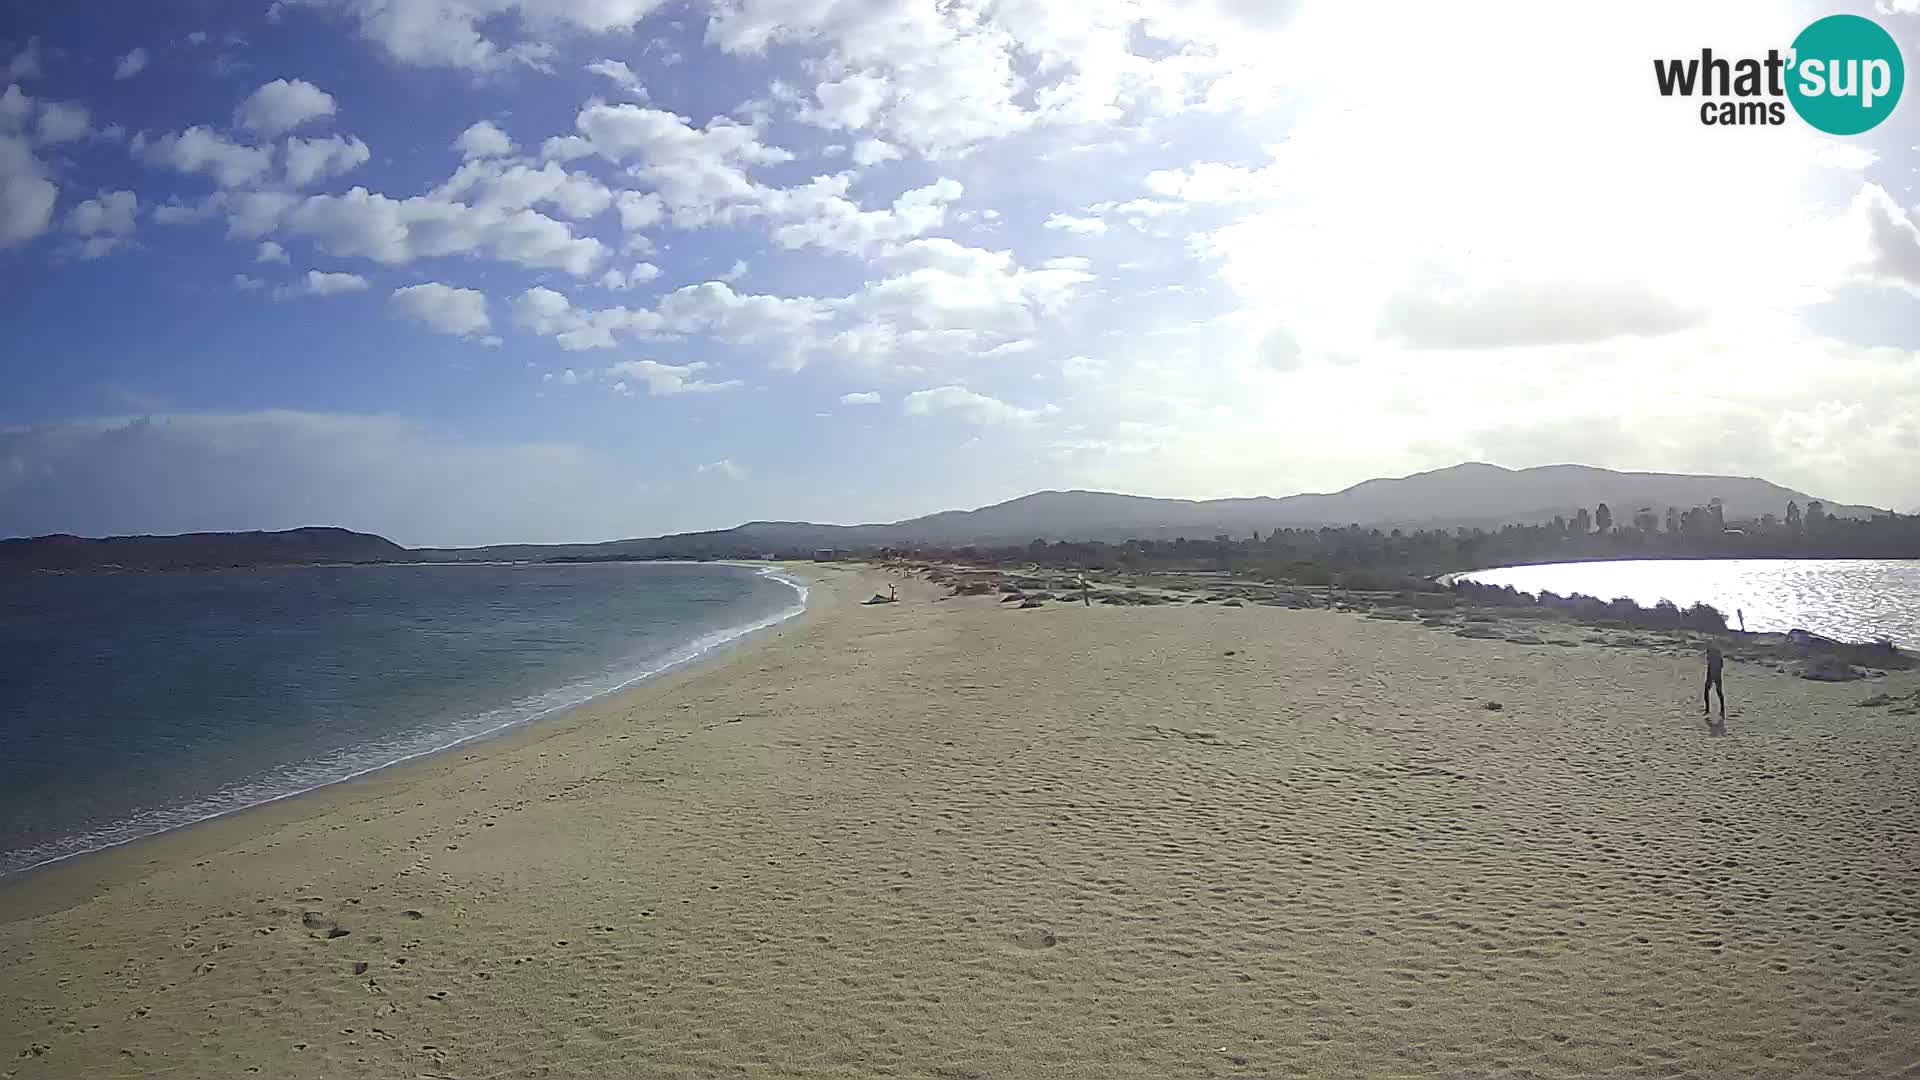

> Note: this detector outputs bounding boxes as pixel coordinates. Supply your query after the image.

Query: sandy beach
[3,564,1917,1079]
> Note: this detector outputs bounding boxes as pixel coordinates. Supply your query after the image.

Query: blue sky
[3,0,1919,545]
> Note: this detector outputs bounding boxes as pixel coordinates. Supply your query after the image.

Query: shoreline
[4,562,1915,1078]
[0,562,823,909]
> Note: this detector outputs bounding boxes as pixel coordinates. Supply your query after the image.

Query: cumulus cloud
[559,102,792,226]
[256,239,289,262]
[236,78,336,136]
[283,133,370,186]
[432,157,611,220]
[35,100,90,143]
[0,133,58,248]
[765,175,963,256]
[135,126,274,188]
[452,119,512,159]
[275,268,370,298]
[512,285,662,350]
[390,281,491,337]
[840,391,881,405]
[1851,184,1920,294]
[856,238,1092,338]
[605,358,741,396]
[312,0,669,71]
[903,385,1050,425]
[63,189,139,258]
[114,47,150,80]
[281,185,605,275]
[3,38,42,81]
[598,261,660,289]
[849,138,901,167]
[657,280,831,351]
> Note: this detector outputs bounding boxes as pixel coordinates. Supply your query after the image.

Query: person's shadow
[1705,716,1729,737]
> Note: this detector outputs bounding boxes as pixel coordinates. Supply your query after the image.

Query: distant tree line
[561,497,1918,585]
[869,499,1920,585]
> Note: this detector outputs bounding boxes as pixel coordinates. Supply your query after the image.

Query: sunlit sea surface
[0,561,805,876]
[1459,559,1919,646]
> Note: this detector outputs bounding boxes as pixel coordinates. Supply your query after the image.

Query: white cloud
[432,157,611,220]
[1851,184,1920,294]
[63,189,139,258]
[849,138,901,167]
[764,175,963,255]
[598,261,660,289]
[35,100,90,143]
[224,190,300,237]
[903,385,1050,425]
[3,37,41,81]
[512,285,661,350]
[114,47,150,80]
[708,2,1034,159]
[658,280,831,350]
[614,189,663,232]
[0,134,57,248]
[0,85,30,128]
[605,358,741,396]
[135,127,275,188]
[257,239,289,262]
[1379,278,1705,350]
[283,133,370,186]
[283,186,605,275]
[561,102,792,227]
[694,458,744,479]
[314,0,669,71]
[276,268,370,298]
[839,391,881,405]
[390,281,491,337]
[857,237,1092,336]
[236,78,337,136]
[1043,212,1107,236]
[232,273,266,291]
[452,119,512,159]
[1143,160,1279,205]
[586,58,646,98]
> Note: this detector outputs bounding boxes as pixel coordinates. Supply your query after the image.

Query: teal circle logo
[1787,14,1904,135]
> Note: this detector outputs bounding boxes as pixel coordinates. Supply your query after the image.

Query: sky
[2,0,1918,546]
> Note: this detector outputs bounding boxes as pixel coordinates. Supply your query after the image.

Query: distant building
[812,549,840,561]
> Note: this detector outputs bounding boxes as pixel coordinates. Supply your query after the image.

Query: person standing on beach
[1703,643,1726,723]
[1079,575,1091,607]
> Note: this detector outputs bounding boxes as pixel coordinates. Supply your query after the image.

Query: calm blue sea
[0,561,806,876]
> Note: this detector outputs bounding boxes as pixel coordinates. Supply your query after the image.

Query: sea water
[0,561,805,876]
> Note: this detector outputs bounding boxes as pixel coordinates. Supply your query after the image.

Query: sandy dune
[3,565,1916,1078]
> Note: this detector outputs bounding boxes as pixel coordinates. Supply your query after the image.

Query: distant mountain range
[416,462,1881,561]
[1,463,1884,571]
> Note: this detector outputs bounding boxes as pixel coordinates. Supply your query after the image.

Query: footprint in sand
[301,912,351,939]
[1011,928,1059,949]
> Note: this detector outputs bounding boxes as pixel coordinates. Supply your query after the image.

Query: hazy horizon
[4,1,1919,546]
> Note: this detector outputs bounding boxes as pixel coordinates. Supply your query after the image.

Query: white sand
[3,565,1916,1078]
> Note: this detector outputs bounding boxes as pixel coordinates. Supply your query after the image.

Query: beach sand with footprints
[3,564,1917,1078]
